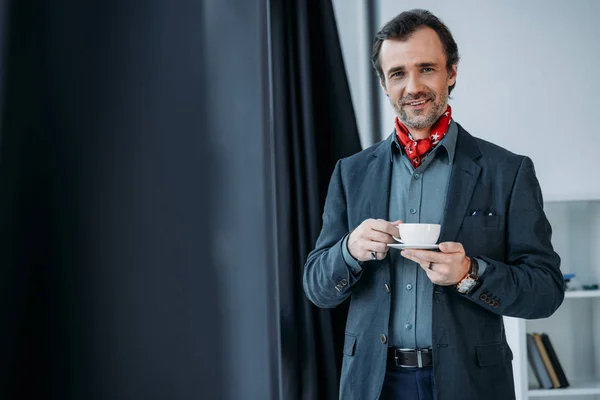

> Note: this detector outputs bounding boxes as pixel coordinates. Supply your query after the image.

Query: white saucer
[388,243,440,250]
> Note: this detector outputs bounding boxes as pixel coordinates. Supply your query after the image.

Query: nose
[405,73,423,95]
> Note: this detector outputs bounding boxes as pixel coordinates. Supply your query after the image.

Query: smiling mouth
[405,99,429,106]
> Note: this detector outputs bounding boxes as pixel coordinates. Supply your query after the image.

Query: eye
[422,67,434,73]
[390,71,405,79]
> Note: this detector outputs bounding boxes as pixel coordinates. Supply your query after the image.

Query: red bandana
[395,105,452,168]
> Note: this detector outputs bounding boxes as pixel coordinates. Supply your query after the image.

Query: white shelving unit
[505,200,600,400]
[565,291,600,299]
[528,380,600,397]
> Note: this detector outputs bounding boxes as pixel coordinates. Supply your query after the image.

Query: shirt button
[384,283,391,293]
[410,208,417,214]
[404,323,412,330]
[413,173,420,180]
[406,283,413,290]
[380,334,387,344]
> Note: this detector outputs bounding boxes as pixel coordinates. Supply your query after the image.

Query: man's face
[379,27,457,133]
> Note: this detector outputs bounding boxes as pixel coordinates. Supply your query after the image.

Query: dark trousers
[380,367,436,400]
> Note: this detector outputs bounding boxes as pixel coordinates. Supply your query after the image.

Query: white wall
[378,0,600,201]
[337,0,600,201]
[332,0,378,148]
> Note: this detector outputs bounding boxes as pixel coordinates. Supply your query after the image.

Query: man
[303,9,564,400]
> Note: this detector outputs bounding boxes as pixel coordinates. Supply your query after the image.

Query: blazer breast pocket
[459,216,504,259]
[462,215,502,230]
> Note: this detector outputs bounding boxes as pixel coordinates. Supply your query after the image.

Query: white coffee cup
[397,223,441,244]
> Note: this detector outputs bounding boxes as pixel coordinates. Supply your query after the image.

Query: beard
[393,89,448,131]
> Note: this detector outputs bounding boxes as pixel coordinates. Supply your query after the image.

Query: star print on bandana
[395,105,452,168]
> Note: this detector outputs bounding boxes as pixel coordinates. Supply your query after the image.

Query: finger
[402,249,449,264]
[422,261,450,275]
[376,219,402,225]
[390,220,402,234]
[363,247,388,261]
[422,261,436,272]
[370,220,401,237]
[364,229,394,244]
[439,242,464,253]
[400,249,425,265]
[364,240,391,254]
[400,252,434,272]
[401,252,451,276]
[419,261,443,276]
[367,250,387,261]
[389,221,402,238]
[422,264,451,284]
[401,256,448,277]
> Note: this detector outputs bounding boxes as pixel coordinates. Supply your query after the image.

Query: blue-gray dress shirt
[342,120,488,349]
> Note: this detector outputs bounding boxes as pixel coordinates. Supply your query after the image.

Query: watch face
[458,278,477,293]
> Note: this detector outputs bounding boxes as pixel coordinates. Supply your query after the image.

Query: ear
[447,64,458,87]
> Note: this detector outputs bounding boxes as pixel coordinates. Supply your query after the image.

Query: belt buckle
[395,348,418,368]
[395,348,427,368]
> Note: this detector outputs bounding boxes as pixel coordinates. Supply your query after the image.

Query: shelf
[544,193,600,203]
[564,290,600,299]
[529,380,600,397]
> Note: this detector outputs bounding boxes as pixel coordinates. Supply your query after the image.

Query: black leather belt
[387,348,433,368]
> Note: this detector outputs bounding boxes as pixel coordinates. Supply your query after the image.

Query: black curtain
[269,1,362,399]
[0,0,52,396]
[0,0,362,398]
[0,0,271,398]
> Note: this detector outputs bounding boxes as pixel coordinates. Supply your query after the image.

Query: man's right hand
[347,219,401,262]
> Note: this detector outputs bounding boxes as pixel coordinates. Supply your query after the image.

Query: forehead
[379,27,447,72]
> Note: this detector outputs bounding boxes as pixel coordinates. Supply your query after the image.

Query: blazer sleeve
[463,156,565,319]
[303,159,363,308]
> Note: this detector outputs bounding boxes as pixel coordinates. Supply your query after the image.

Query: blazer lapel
[439,126,482,243]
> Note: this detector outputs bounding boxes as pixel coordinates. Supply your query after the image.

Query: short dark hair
[372,9,460,94]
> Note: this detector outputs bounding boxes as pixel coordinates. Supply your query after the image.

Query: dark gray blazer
[303,124,564,400]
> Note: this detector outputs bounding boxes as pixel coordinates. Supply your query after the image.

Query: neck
[407,127,432,140]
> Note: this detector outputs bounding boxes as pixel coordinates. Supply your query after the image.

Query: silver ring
[370,251,377,260]
[428,262,434,270]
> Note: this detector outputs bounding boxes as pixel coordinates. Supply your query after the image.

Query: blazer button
[380,334,387,344]
[480,294,488,301]
[384,283,391,293]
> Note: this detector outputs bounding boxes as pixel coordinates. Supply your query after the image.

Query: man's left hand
[400,242,470,286]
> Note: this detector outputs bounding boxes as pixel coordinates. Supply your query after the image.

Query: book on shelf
[532,333,561,388]
[526,332,569,389]
[527,333,553,389]
[540,333,569,388]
